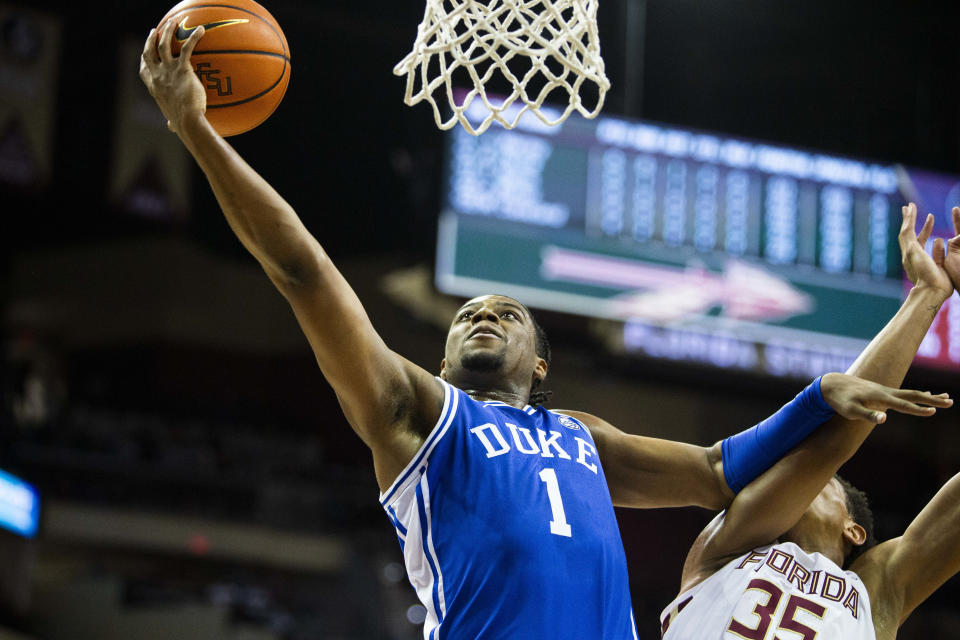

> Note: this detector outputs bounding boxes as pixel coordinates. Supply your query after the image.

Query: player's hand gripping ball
[156,0,290,136]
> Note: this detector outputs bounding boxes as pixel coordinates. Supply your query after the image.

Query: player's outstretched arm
[138,25,444,490]
[674,203,955,591]
[573,377,948,512]
[564,204,960,512]
[854,205,960,630]
[853,470,960,631]
[574,205,952,511]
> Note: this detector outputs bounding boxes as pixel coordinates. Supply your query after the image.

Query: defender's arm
[140,26,443,490]
[676,204,954,590]
[851,474,960,626]
[855,206,960,628]
[853,472,960,629]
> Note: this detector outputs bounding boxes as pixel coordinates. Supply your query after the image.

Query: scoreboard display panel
[0,469,39,539]
[435,101,960,377]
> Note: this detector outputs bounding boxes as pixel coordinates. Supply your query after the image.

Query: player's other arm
[708,281,949,551]
[138,26,443,488]
[557,412,729,510]
[580,204,954,513]
[561,373,844,510]
[567,374,946,512]
[854,471,960,629]
[857,206,960,628]
[676,204,955,590]
[708,204,950,503]
[716,204,957,551]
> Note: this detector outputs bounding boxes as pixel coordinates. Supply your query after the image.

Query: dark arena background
[2,1,960,638]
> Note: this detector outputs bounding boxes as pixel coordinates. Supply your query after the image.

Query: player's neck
[463,387,530,408]
[781,535,845,568]
[444,369,532,408]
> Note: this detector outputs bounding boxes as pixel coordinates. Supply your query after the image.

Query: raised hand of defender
[820,372,951,424]
[941,206,960,293]
[139,21,206,133]
[899,202,953,301]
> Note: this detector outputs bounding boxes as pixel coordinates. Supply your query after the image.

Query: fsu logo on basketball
[155,0,289,135]
[195,62,233,96]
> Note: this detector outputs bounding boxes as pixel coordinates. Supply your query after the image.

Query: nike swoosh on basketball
[175,18,249,42]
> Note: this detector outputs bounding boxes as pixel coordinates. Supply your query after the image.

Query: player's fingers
[882,399,936,417]
[891,389,953,407]
[949,235,960,256]
[138,59,154,91]
[142,28,160,69]
[934,237,946,266]
[179,25,204,68]
[159,20,175,64]
[917,212,935,247]
[878,392,941,416]
[948,208,960,256]
[898,204,917,246]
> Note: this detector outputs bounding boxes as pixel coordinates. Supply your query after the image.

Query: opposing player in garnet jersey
[661,204,960,640]
[139,25,952,640]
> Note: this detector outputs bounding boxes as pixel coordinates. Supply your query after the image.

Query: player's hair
[835,474,877,567]
[527,309,552,406]
[509,299,552,406]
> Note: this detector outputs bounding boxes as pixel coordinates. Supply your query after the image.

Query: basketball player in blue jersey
[661,204,960,640]
[139,26,951,639]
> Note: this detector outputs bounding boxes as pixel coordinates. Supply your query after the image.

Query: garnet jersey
[660,541,876,640]
[380,379,638,640]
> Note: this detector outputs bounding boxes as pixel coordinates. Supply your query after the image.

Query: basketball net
[395,0,610,135]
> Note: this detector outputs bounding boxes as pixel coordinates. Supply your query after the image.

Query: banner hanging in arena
[108,37,191,221]
[0,4,61,189]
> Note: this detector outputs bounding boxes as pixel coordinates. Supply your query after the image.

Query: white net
[394,0,610,135]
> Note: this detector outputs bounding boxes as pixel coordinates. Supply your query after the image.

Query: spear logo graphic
[540,246,814,323]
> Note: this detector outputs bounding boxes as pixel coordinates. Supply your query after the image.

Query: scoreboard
[435,101,960,378]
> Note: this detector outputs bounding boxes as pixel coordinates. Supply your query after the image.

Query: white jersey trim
[380,378,459,506]
[399,472,443,640]
[420,474,447,619]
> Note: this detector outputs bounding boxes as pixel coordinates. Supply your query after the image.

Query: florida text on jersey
[661,542,875,640]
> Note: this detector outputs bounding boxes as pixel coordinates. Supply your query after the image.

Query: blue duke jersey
[660,542,876,640]
[379,379,638,640]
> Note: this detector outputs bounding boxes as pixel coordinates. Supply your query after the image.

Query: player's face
[782,478,851,549]
[442,295,542,387]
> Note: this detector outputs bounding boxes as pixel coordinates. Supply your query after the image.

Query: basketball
[156,0,290,136]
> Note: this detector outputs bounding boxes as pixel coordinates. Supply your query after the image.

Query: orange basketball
[157,0,290,136]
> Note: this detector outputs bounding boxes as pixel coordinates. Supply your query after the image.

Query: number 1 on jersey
[539,468,572,537]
